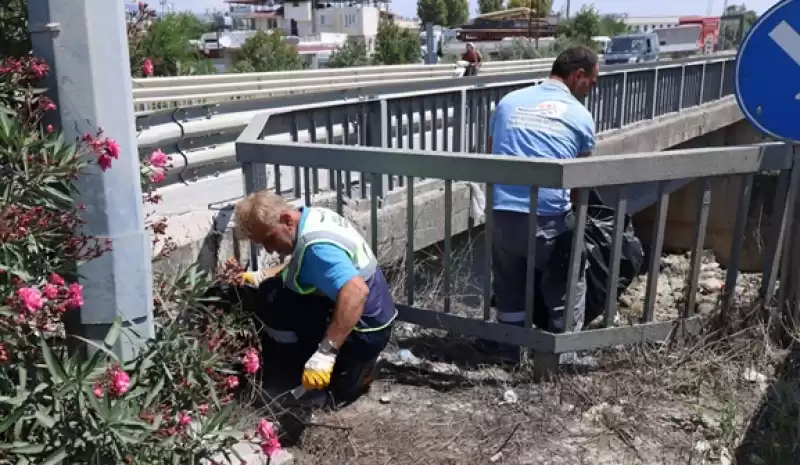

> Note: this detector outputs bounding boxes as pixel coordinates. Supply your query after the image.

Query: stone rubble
[616,251,762,325]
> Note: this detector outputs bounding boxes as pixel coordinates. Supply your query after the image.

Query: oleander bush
[0,47,278,465]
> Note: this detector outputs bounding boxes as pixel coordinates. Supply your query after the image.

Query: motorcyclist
[461,43,482,77]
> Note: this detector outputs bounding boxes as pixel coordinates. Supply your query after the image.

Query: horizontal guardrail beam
[131,51,735,115]
[236,142,790,188]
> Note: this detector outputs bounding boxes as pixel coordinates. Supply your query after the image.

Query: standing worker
[234,192,397,405]
[461,43,482,77]
[487,46,599,360]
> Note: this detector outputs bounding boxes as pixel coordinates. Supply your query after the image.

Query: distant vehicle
[653,24,704,58]
[602,32,661,65]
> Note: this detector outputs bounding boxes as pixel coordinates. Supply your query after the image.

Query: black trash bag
[583,190,645,325]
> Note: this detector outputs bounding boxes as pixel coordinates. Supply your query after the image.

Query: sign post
[734,0,800,326]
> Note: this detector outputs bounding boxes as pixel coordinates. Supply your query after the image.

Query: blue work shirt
[489,79,595,216]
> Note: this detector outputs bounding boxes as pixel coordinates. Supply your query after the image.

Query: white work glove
[301,350,337,391]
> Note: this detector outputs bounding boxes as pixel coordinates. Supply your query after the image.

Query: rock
[742,368,767,384]
[500,389,518,405]
[697,302,716,314]
[700,277,724,293]
[379,395,392,404]
[694,440,711,453]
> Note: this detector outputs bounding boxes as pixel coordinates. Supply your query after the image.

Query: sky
[167,0,777,19]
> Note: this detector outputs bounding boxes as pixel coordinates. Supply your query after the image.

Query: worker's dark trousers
[214,277,391,404]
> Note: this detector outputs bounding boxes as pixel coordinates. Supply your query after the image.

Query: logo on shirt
[507,100,569,135]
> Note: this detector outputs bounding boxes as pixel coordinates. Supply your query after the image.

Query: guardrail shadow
[734,347,800,465]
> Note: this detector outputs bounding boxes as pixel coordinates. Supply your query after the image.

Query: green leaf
[0,405,26,434]
[40,447,68,465]
[17,365,27,392]
[39,337,68,383]
[70,335,119,363]
[143,378,164,409]
[10,443,46,455]
[104,316,123,347]
[34,411,55,428]
[206,401,235,432]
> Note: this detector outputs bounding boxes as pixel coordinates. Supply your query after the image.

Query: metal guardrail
[132,57,560,114]
[231,53,774,368]
[131,51,734,114]
[138,54,733,188]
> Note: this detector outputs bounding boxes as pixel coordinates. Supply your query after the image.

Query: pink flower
[66,283,84,309]
[45,124,54,134]
[225,376,239,389]
[97,153,113,171]
[42,284,59,300]
[242,348,260,374]
[256,419,275,439]
[141,58,154,77]
[105,139,120,159]
[178,411,192,426]
[148,149,168,168]
[149,170,165,184]
[48,272,65,286]
[109,368,130,397]
[261,437,281,458]
[198,404,209,416]
[92,382,104,398]
[17,287,44,313]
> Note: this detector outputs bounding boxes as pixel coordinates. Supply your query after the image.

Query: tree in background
[478,0,504,14]
[233,30,305,73]
[373,19,420,65]
[598,14,628,37]
[557,5,600,46]
[506,0,553,17]
[0,0,30,59]
[722,4,759,46]
[443,0,470,27]
[128,10,216,76]
[417,0,447,26]
[327,39,371,68]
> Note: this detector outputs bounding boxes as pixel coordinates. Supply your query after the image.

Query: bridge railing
[235,54,734,206]
[228,53,781,366]
[237,138,798,367]
[139,54,734,187]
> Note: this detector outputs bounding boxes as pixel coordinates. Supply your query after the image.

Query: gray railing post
[453,89,468,152]
[650,67,660,119]
[678,65,687,111]
[617,72,628,128]
[718,60,726,98]
[367,99,389,206]
[698,62,707,105]
[238,114,272,271]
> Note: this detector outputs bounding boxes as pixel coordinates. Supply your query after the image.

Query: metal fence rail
[131,57,558,113]
[236,138,798,371]
[234,55,735,204]
[227,52,780,369]
[143,55,734,189]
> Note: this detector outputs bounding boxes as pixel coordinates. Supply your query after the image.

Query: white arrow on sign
[769,20,800,100]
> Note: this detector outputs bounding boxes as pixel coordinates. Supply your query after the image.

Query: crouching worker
[234,191,397,406]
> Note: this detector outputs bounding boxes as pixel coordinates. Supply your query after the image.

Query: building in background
[200,0,393,69]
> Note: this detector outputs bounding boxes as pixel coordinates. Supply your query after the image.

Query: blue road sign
[735,0,800,143]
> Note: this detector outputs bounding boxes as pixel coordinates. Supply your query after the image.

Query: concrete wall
[155,97,745,274]
[632,119,774,272]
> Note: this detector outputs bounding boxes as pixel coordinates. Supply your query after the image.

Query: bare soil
[281,320,799,465]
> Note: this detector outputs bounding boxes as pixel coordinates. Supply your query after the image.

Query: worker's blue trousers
[491,210,587,333]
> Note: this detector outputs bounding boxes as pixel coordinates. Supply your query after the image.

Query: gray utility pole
[565,0,571,19]
[28,0,155,361]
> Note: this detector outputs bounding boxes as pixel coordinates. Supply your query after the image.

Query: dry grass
[227,215,800,465]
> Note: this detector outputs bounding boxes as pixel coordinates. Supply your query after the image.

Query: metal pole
[28,0,155,361]
[425,22,436,64]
